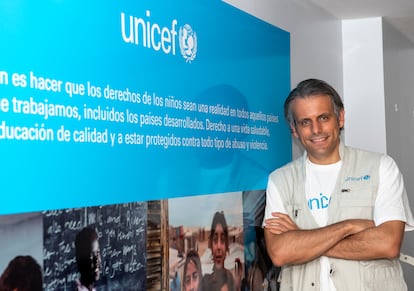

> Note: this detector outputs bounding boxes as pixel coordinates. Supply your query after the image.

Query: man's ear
[338,109,345,129]
[290,124,298,138]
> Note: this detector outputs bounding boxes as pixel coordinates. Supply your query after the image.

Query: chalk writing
[42,202,147,291]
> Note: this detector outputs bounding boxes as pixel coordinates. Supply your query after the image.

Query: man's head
[0,255,42,291]
[75,227,101,286]
[183,249,202,291]
[208,211,229,270]
[284,79,345,164]
[284,79,344,126]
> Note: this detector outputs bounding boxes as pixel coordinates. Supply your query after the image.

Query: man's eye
[320,115,329,121]
[300,120,311,127]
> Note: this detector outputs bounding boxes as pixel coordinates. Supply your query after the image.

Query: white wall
[342,17,387,154]
[383,19,414,204]
[382,19,414,286]
[223,0,343,158]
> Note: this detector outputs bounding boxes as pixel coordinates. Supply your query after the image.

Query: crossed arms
[263,212,405,267]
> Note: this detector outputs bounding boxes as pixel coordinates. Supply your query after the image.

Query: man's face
[90,239,101,282]
[184,260,200,291]
[290,94,344,164]
[212,223,227,269]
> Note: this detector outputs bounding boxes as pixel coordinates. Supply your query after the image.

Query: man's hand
[264,212,298,234]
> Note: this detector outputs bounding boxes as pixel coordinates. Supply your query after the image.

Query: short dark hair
[0,255,43,291]
[208,211,229,251]
[284,79,344,126]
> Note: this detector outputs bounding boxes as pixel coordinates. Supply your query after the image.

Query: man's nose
[311,120,322,134]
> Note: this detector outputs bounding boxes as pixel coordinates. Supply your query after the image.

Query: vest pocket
[360,259,407,291]
[337,186,375,220]
[286,204,312,229]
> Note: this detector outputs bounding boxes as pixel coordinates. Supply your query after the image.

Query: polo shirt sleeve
[374,155,414,231]
[262,174,288,228]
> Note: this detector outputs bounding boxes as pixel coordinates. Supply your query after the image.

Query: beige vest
[271,143,407,291]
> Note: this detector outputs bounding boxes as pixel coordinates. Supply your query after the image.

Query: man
[201,211,236,291]
[75,227,102,291]
[263,79,414,290]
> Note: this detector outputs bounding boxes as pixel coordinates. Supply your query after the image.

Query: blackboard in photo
[42,202,147,291]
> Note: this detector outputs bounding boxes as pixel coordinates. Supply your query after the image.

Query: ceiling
[309,0,414,44]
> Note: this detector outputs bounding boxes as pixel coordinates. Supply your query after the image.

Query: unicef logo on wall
[179,24,197,63]
[120,11,197,63]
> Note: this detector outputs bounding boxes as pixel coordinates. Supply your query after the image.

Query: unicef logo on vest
[345,174,371,182]
[179,24,197,63]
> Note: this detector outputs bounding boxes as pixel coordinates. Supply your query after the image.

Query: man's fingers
[266,223,289,234]
[265,215,298,234]
[266,213,298,231]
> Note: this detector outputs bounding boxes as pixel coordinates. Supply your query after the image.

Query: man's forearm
[265,219,373,266]
[324,220,405,260]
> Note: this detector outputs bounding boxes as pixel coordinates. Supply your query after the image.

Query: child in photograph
[75,227,102,291]
[201,211,236,291]
[0,255,42,291]
[183,249,202,291]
